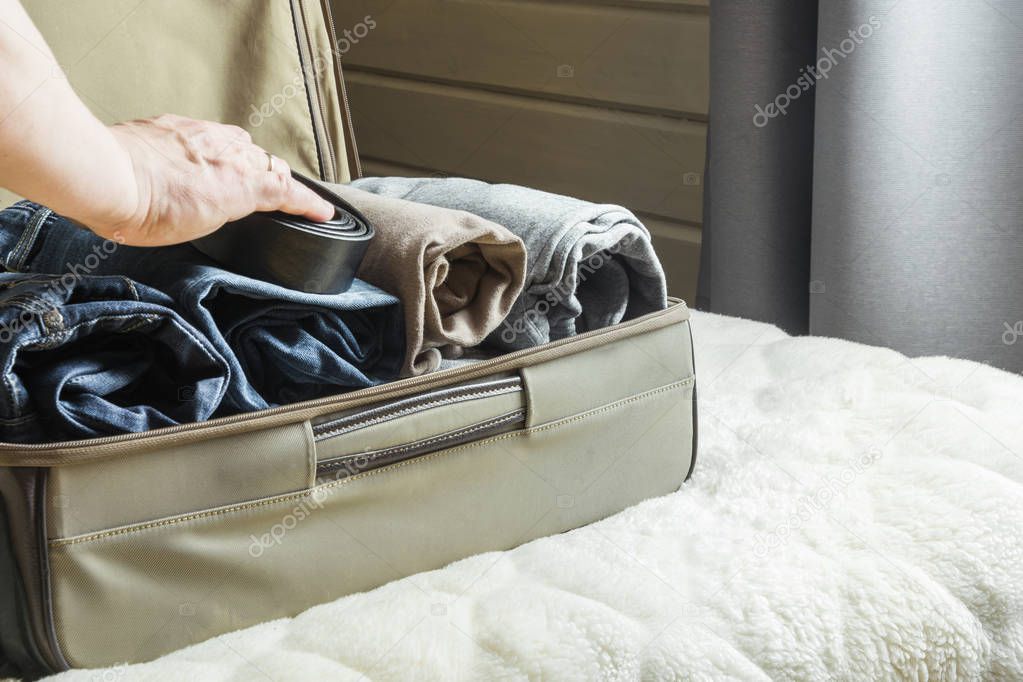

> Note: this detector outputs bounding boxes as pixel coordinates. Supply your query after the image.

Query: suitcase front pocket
[46,375,693,669]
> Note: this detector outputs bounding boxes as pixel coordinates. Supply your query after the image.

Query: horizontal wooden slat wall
[331,0,707,301]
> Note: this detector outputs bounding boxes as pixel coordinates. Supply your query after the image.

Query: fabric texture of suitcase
[0,1,697,677]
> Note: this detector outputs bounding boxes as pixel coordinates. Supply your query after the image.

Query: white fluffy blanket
[48,311,1023,681]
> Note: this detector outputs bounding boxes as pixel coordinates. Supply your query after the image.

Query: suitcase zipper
[0,300,689,463]
[293,0,336,181]
[320,0,362,179]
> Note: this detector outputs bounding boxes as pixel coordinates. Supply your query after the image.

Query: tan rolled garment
[327,183,526,375]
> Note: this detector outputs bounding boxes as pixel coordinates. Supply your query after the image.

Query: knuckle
[229,153,252,174]
[150,113,180,130]
[266,171,290,196]
[227,125,252,142]
[192,132,217,154]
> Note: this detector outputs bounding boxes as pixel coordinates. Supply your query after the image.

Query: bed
[44,310,1023,681]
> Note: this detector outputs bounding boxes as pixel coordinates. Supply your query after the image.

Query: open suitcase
[0,2,697,677]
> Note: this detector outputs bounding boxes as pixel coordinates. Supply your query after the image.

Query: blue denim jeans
[0,272,231,442]
[0,202,405,417]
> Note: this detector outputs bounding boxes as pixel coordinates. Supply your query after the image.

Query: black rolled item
[192,171,374,294]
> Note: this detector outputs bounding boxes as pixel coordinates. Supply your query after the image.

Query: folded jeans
[0,272,230,442]
[0,202,406,416]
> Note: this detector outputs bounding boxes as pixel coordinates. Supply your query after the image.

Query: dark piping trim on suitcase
[316,409,527,477]
[313,377,523,441]
[0,468,63,678]
[36,471,68,672]
[683,322,699,485]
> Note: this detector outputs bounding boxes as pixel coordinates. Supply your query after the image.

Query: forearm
[0,0,333,246]
[0,0,136,227]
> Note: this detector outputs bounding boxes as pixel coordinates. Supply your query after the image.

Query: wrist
[65,124,145,240]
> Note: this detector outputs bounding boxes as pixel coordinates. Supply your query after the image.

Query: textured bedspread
[47,311,1023,681]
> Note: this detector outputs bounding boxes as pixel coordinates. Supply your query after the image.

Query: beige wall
[331,0,708,302]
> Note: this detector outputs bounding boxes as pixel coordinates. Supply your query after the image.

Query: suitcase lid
[1,0,359,209]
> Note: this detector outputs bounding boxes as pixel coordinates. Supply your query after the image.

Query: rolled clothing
[0,272,231,442]
[0,202,405,414]
[352,177,668,350]
[326,183,526,375]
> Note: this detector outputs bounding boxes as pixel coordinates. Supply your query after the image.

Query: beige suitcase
[0,1,697,676]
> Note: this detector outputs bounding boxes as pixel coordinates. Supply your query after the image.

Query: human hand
[83,114,335,246]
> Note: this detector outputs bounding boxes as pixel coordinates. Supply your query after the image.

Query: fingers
[251,155,335,221]
[153,117,335,222]
[279,181,337,222]
[248,148,274,173]
[103,112,344,246]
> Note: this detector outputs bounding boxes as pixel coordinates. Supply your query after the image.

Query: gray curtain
[699,0,1023,374]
